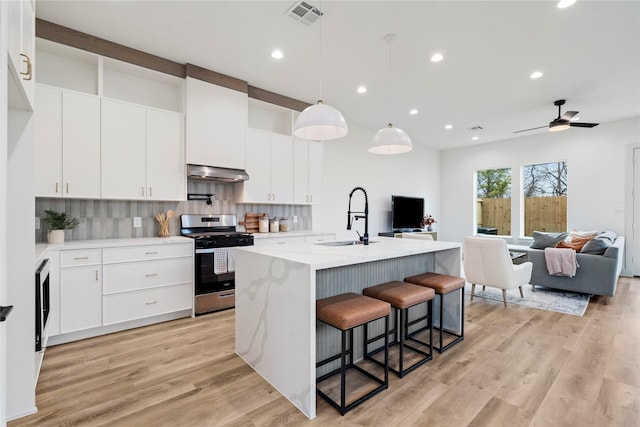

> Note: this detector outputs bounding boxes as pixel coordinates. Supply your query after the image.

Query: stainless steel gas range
[180,214,254,315]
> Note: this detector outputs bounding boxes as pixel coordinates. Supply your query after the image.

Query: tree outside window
[523,161,568,235]
[476,168,511,235]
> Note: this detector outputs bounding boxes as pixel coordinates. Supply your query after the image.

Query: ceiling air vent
[467,125,484,131]
[287,1,323,26]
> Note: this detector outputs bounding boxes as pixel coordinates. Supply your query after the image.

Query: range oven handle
[195,248,216,254]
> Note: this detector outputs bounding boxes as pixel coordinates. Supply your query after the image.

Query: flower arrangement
[41,209,79,231]
[421,214,437,230]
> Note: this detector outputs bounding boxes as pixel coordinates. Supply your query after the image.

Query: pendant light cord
[319,1,323,102]
[385,33,396,126]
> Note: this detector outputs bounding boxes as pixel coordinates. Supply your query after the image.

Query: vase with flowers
[42,209,79,243]
[421,214,436,231]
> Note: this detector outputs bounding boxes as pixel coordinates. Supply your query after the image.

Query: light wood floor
[10,276,640,427]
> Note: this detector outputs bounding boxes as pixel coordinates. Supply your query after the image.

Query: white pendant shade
[369,123,413,154]
[293,100,348,141]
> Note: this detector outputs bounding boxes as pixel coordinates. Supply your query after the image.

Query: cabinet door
[63,91,101,198]
[146,109,185,201]
[60,266,102,333]
[307,141,323,204]
[101,99,147,199]
[186,77,247,169]
[7,0,35,110]
[293,139,310,204]
[34,85,63,197]
[269,133,293,203]
[242,129,271,202]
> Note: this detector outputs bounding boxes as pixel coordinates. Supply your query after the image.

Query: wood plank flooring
[10,276,640,427]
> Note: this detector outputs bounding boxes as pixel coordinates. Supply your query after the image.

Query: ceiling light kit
[292,2,348,141]
[369,33,413,155]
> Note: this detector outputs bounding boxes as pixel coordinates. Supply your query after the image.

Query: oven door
[194,249,234,295]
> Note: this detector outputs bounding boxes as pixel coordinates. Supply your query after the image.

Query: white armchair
[463,236,533,306]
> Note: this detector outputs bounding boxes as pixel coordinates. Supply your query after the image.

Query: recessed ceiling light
[356,86,367,94]
[271,49,283,59]
[431,53,444,63]
[529,71,543,79]
[472,136,479,140]
[557,0,577,9]
[409,109,418,115]
[445,124,453,130]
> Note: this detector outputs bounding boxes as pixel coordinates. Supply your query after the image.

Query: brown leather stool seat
[316,292,391,415]
[363,281,435,377]
[404,272,465,353]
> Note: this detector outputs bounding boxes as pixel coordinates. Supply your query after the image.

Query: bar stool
[404,272,465,353]
[316,292,391,415]
[363,281,435,377]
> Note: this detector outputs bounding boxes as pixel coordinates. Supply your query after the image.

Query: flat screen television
[391,195,424,231]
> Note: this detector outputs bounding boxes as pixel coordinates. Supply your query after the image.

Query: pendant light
[369,33,413,154]
[293,2,348,141]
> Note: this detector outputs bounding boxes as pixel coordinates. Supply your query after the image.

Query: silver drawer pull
[74,257,89,260]
[145,301,158,305]
[278,241,286,244]
[145,251,158,255]
[145,273,158,277]
[219,293,234,299]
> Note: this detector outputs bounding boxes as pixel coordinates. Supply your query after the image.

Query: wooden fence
[477,196,567,236]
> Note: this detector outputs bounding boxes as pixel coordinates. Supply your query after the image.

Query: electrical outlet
[293,215,298,224]
[133,217,142,228]
[35,217,40,230]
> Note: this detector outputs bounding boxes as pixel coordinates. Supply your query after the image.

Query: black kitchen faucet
[347,187,369,245]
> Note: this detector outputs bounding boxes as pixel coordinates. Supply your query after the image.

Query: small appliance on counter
[180,214,254,315]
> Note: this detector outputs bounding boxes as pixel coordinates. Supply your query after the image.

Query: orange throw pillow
[555,235,592,252]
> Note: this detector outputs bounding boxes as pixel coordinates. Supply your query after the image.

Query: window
[523,161,567,236]
[476,168,512,235]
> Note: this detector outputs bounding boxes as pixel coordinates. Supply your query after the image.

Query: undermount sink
[314,240,379,246]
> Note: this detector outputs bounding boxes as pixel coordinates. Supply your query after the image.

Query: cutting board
[239,213,266,234]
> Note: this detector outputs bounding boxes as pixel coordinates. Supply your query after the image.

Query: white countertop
[250,230,334,239]
[36,236,192,263]
[235,236,461,270]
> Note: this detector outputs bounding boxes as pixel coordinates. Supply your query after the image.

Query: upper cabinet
[185,77,247,169]
[293,139,323,205]
[8,0,35,110]
[34,85,101,198]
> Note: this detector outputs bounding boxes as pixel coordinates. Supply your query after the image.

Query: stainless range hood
[187,164,249,183]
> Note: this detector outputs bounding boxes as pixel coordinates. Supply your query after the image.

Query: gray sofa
[508,235,625,297]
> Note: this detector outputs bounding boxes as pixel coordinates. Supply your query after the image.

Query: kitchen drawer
[60,249,101,267]
[103,282,192,326]
[103,257,192,294]
[103,243,192,264]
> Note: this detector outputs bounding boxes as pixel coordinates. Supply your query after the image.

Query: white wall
[440,116,640,275]
[314,122,440,241]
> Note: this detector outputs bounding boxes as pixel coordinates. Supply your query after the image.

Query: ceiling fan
[514,99,600,133]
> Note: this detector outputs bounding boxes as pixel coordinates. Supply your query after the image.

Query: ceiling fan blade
[569,122,599,128]
[561,110,579,120]
[513,125,547,134]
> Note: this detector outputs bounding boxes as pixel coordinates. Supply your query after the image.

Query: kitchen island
[234,237,461,419]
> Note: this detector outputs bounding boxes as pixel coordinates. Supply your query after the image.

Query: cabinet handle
[66,183,69,194]
[219,293,234,299]
[277,241,286,244]
[149,187,152,197]
[145,251,158,255]
[55,182,59,194]
[19,54,32,81]
[145,301,158,305]
[95,270,99,281]
[145,273,158,277]
[272,193,276,201]
[74,257,89,260]
[141,187,145,196]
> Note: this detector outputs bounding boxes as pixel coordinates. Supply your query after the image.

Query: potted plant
[42,210,79,243]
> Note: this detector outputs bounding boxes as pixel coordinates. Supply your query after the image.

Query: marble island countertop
[235,236,461,270]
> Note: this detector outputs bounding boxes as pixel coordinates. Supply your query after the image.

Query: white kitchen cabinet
[34,85,101,198]
[102,99,185,200]
[293,139,323,204]
[236,129,293,204]
[8,0,35,110]
[102,243,193,326]
[59,249,102,334]
[146,108,185,200]
[186,77,247,169]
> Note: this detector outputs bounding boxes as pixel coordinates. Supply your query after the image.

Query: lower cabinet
[50,241,193,344]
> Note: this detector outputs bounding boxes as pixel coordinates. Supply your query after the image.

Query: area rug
[464,283,590,316]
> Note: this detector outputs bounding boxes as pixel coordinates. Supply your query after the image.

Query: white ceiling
[35,1,640,151]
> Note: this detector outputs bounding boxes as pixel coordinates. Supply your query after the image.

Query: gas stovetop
[180,214,254,249]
